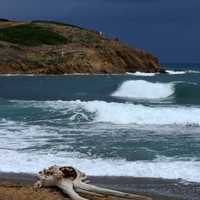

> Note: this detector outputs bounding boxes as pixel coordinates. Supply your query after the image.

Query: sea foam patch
[166,70,186,75]
[126,72,157,76]
[0,149,200,182]
[166,70,200,75]
[126,70,200,76]
[111,80,174,99]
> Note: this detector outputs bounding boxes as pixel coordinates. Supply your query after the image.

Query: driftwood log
[34,165,152,200]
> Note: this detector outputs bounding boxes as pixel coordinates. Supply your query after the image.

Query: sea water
[0,64,200,182]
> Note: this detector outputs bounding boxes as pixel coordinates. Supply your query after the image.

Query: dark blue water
[0,66,200,182]
[0,73,200,104]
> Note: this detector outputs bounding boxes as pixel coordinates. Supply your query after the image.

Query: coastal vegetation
[0,23,68,46]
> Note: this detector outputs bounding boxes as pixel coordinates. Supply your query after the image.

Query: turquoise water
[0,65,200,182]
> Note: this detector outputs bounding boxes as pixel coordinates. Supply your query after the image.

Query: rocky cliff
[0,19,161,74]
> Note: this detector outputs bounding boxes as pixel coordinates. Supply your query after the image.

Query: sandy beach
[0,173,199,200]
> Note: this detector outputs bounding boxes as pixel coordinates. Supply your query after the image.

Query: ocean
[0,64,200,183]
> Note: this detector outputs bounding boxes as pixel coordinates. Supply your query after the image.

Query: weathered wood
[34,165,152,200]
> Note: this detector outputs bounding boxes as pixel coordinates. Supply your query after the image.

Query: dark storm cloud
[0,0,200,62]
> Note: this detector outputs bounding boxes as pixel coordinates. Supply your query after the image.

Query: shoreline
[0,172,199,200]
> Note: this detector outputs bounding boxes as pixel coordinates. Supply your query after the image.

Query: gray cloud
[0,0,200,62]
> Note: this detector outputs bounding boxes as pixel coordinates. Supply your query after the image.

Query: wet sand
[0,173,199,200]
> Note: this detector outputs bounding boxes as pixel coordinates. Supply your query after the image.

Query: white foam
[84,101,200,125]
[166,70,200,75]
[127,70,200,76]
[0,119,62,151]
[0,149,199,182]
[1,113,200,182]
[126,72,157,76]
[17,100,200,125]
[111,80,174,99]
[166,70,186,75]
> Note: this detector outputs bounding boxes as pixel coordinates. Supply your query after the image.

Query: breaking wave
[111,80,174,99]
[14,100,200,125]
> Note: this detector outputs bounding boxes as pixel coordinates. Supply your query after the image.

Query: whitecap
[13,100,200,126]
[126,72,157,76]
[166,70,186,75]
[111,80,174,99]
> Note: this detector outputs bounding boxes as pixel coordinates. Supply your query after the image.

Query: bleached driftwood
[34,165,152,200]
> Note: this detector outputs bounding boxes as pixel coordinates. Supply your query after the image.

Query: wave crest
[16,100,200,125]
[111,80,174,99]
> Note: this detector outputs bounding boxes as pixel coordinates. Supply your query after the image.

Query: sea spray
[111,80,174,99]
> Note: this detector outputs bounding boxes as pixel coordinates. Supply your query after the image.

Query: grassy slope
[0,21,102,47]
[0,23,68,46]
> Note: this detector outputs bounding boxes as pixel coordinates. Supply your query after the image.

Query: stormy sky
[0,0,200,63]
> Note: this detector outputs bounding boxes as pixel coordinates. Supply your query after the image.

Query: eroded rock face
[0,20,161,74]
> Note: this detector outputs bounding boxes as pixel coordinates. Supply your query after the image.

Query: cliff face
[0,20,161,74]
